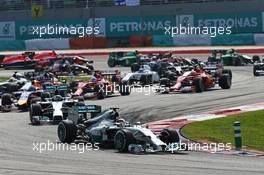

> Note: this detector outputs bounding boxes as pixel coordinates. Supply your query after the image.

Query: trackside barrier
[152,34,257,47]
[1,34,264,51]
[129,36,152,47]
[254,34,264,45]
[0,40,26,51]
[172,35,211,46]
[69,37,107,49]
[234,121,242,151]
[25,38,70,50]
[211,34,255,46]
[152,35,173,46]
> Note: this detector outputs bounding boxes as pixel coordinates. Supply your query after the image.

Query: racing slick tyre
[108,59,116,67]
[69,81,79,90]
[57,120,77,144]
[234,57,242,66]
[253,66,260,76]
[1,93,12,106]
[165,71,178,81]
[131,63,140,72]
[160,128,180,144]
[193,77,205,93]
[159,78,171,87]
[95,84,107,99]
[7,84,19,93]
[119,83,130,96]
[114,129,136,152]
[29,103,43,125]
[87,64,94,71]
[30,97,42,104]
[139,75,152,86]
[222,69,232,80]
[219,74,231,89]
[253,55,260,63]
[111,75,119,83]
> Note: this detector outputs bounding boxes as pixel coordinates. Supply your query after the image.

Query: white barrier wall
[254,34,264,45]
[25,38,70,50]
[172,35,211,46]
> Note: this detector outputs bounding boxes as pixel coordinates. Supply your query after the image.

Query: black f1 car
[0,72,28,96]
[57,106,184,153]
[253,60,264,76]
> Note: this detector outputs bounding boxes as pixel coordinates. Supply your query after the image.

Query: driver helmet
[52,95,64,102]
[168,62,173,66]
[138,68,144,72]
[16,73,23,77]
[12,71,18,77]
[193,64,201,71]
[31,80,39,87]
[199,62,205,69]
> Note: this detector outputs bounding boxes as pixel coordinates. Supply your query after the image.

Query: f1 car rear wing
[77,105,101,114]
[94,70,119,81]
[44,84,68,92]
[68,104,102,124]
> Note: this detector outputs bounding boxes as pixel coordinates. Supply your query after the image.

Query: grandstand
[0,0,263,50]
[0,0,260,11]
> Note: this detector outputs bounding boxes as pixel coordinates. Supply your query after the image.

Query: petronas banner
[194,12,262,33]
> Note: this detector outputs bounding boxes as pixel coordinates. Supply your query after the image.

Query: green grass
[181,110,264,151]
[0,76,9,82]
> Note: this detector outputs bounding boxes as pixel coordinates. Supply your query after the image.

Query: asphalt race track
[0,56,264,175]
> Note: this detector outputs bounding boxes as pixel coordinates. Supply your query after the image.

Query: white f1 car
[58,106,187,154]
[253,61,264,76]
[29,95,80,125]
[122,65,160,86]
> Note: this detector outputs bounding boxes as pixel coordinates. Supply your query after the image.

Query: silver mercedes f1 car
[57,106,185,154]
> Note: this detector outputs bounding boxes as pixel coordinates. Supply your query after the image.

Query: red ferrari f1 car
[157,66,232,93]
[71,71,130,99]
